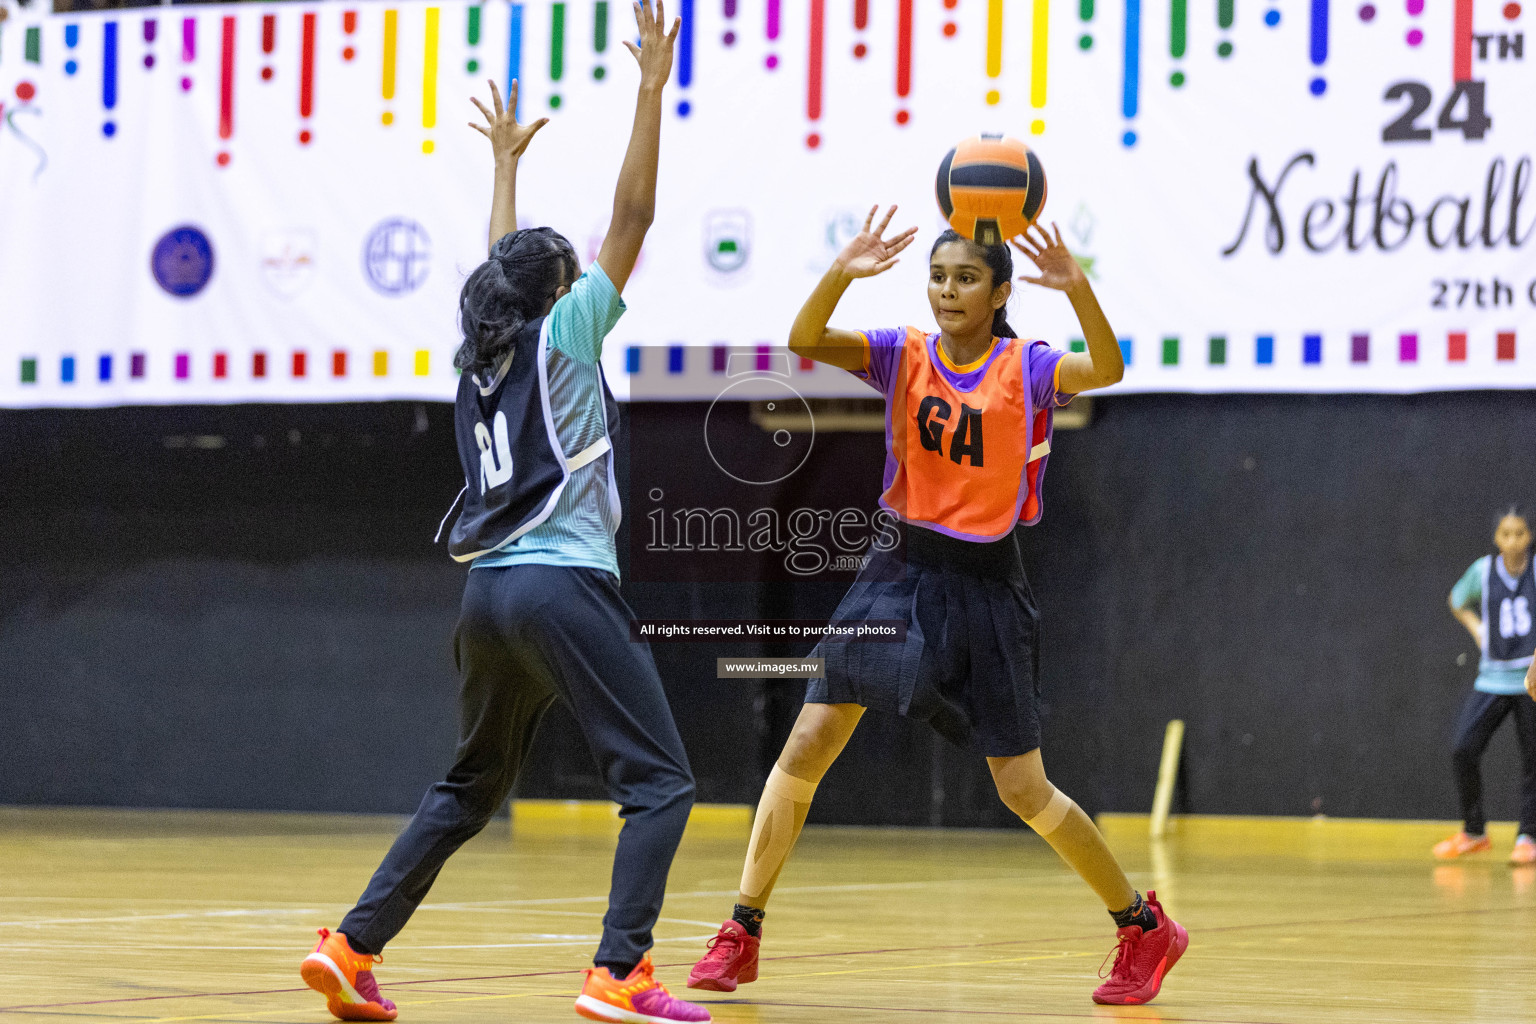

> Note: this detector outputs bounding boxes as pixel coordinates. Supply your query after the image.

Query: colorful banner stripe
[15,330,1525,389]
[506,2,523,114]
[382,8,398,124]
[102,21,118,137]
[18,349,441,383]
[12,2,1457,157]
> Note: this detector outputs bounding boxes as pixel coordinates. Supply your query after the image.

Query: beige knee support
[1024,787,1074,837]
[739,765,819,903]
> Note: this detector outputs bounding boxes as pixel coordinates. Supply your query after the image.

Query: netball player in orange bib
[688,207,1188,1006]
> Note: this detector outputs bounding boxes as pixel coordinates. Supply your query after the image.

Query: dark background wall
[1,392,1530,827]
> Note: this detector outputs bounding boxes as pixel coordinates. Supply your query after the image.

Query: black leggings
[337,564,695,969]
[1451,689,1536,836]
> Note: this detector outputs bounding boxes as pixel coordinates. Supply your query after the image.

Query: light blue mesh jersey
[471,261,624,579]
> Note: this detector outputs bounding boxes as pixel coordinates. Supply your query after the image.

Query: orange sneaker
[1511,835,1536,865]
[300,928,399,1022]
[575,954,711,1023]
[1432,832,1492,859]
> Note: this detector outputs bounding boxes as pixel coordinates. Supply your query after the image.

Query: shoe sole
[686,975,736,992]
[1092,920,1190,1006]
[686,958,756,991]
[301,952,398,1022]
[574,993,711,1023]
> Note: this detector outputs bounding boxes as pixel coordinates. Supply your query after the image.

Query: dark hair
[453,227,580,375]
[929,229,1016,338]
[1495,506,1531,534]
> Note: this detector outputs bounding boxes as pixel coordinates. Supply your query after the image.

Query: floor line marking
[1,902,1526,1013]
[703,999,1297,1024]
[0,933,721,953]
[418,875,1041,909]
[0,909,321,928]
[137,987,577,1023]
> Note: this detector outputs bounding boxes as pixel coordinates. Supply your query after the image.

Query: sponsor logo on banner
[5,75,47,182]
[5,2,1536,407]
[811,209,865,272]
[151,226,215,298]
[362,218,431,296]
[260,229,317,298]
[704,209,752,278]
[1068,203,1099,280]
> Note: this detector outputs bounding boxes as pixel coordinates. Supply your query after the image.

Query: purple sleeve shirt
[1026,341,1075,411]
[854,328,1074,411]
[852,328,909,398]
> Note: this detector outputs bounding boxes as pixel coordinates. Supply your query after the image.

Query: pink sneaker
[1511,835,1536,865]
[687,920,760,992]
[575,955,710,1023]
[1092,892,1189,1005]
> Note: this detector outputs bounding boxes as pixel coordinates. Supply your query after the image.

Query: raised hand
[469,80,548,162]
[1012,222,1087,292]
[835,205,918,279]
[624,0,681,90]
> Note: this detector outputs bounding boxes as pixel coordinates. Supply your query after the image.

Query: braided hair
[453,227,580,375]
[930,229,1016,338]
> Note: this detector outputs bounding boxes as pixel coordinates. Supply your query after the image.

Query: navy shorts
[805,525,1042,757]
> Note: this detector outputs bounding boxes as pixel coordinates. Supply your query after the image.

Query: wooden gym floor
[1,804,1532,1024]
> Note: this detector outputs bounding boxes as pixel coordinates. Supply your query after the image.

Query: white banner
[1,0,1533,407]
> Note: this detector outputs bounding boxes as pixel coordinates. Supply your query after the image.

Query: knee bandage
[1024,786,1074,837]
[739,765,819,902]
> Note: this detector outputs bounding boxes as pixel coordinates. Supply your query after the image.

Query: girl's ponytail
[453,227,580,375]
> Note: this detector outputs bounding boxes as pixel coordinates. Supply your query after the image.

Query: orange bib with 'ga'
[881,328,1052,542]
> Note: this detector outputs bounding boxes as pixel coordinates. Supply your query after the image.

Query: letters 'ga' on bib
[881,327,1056,542]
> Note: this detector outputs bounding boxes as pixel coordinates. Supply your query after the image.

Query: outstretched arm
[469,80,549,254]
[1013,223,1123,394]
[789,204,917,372]
[596,0,680,294]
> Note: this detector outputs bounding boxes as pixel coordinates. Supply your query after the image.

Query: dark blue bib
[1485,557,1536,666]
[443,317,574,562]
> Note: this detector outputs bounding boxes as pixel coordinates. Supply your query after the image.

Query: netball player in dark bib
[1437,509,1536,865]
[298,6,711,1023]
[688,208,1189,1006]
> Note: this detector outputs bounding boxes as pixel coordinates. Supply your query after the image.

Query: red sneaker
[686,920,759,992]
[1091,892,1189,1006]
[300,928,398,1021]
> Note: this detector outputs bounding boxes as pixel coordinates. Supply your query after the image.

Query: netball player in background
[688,209,1189,1006]
[297,6,710,1023]
[1437,509,1536,865]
